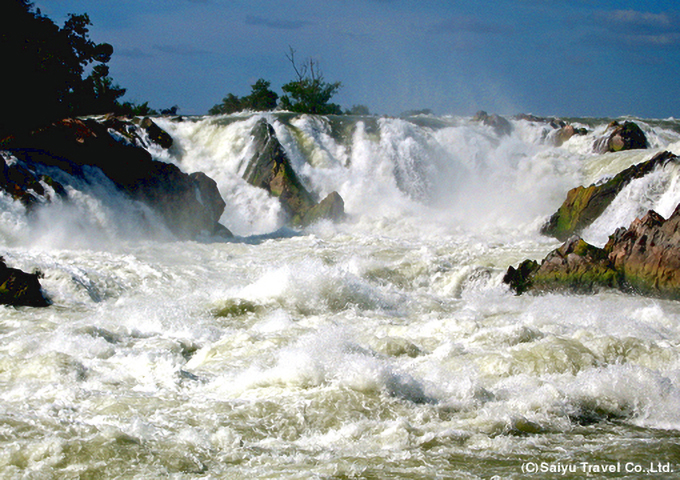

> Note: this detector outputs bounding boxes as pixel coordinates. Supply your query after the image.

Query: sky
[33,0,680,118]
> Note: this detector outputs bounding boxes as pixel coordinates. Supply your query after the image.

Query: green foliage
[115,101,158,116]
[243,79,279,111]
[209,79,278,115]
[1,0,126,136]
[209,93,242,115]
[160,105,180,116]
[346,105,371,115]
[279,48,342,115]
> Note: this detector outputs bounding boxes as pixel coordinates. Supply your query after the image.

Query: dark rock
[473,111,513,136]
[189,172,231,237]
[594,120,648,153]
[102,115,173,150]
[0,257,50,307]
[243,119,345,227]
[5,118,230,239]
[503,259,539,295]
[0,151,67,208]
[138,117,173,149]
[541,151,678,241]
[243,119,316,219]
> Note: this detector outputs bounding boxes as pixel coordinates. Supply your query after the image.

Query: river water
[1,113,680,478]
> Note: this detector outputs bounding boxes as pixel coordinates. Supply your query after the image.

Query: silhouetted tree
[160,105,180,116]
[1,0,126,137]
[209,79,278,115]
[279,47,342,115]
[242,79,279,111]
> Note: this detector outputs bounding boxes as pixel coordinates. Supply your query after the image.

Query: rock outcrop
[4,118,230,239]
[243,119,345,227]
[541,151,678,241]
[506,204,680,300]
[554,124,588,147]
[504,236,620,295]
[0,257,50,307]
[594,120,648,153]
[0,152,67,208]
[300,191,345,227]
[513,114,588,146]
[473,111,513,136]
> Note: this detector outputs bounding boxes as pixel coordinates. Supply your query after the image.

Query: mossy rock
[244,119,346,227]
[542,151,678,240]
[243,119,316,218]
[505,236,621,295]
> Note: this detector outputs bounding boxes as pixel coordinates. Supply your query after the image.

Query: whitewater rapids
[1,113,680,478]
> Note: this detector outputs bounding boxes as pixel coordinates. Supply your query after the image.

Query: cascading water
[1,113,680,478]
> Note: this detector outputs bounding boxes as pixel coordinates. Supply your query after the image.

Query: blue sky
[34,0,680,118]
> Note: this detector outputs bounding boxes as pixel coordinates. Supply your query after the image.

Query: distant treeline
[209,47,370,116]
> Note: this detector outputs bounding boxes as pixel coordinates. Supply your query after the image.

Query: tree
[115,101,158,116]
[209,79,278,115]
[279,47,342,115]
[242,79,278,111]
[160,105,180,116]
[209,93,243,115]
[0,0,126,136]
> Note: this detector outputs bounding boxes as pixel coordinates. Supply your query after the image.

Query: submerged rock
[243,119,345,226]
[541,151,678,241]
[5,118,230,239]
[0,257,50,307]
[473,111,513,136]
[507,205,680,299]
[594,120,648,153]
[100,115,174,150]
[554,124,588,147]
[0,151,67,208]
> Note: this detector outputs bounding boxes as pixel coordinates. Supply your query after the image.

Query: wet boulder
[300,191,345,227]
[0,151,67,208]
[243,119,345,227]
[473,111,513,136]
[101,115,173,150]
[554,124,588,147]
[138,117,173,149]
[507,204,680,300]
[5,118,230,239]
[594,120,648,153]
[0,257,50,307]
[541,151,678,241]
[504,236,620,295]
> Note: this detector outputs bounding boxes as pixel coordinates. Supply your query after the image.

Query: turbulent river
[2,113,680,479]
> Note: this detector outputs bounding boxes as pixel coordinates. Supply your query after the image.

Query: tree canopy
[1,0,127,136]
[209,49,345,116]
[279,48,342,115]
[209,79,279,115]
